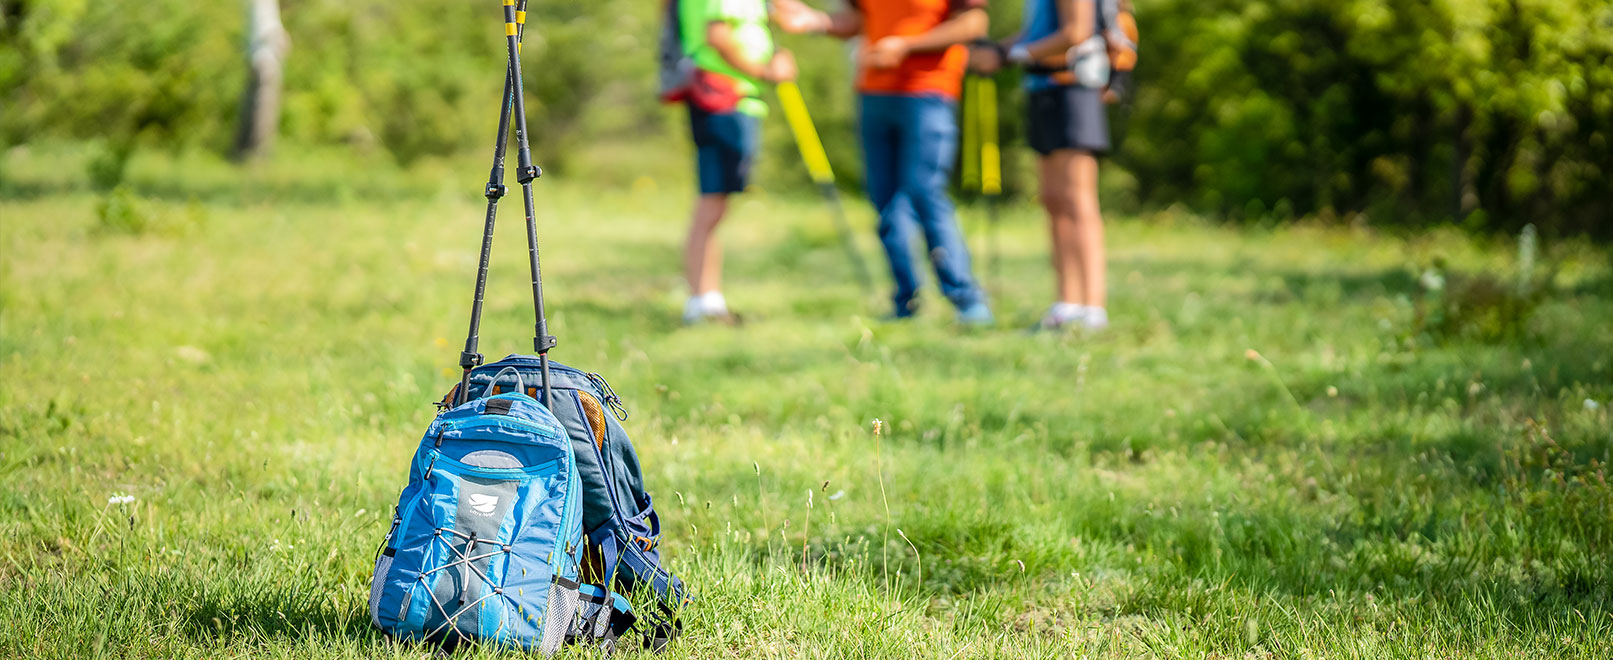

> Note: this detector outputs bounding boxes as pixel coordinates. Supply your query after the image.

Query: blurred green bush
[2,0,1608,237]
[1124,0,1613,237]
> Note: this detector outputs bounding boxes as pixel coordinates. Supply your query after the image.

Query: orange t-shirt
[852,0,987,99]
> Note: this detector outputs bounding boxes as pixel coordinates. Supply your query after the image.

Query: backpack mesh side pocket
[538,576,581,655]
[368,553,392,628]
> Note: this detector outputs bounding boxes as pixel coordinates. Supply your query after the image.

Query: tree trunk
[232,0,290,162]
[1450,104,1471,223]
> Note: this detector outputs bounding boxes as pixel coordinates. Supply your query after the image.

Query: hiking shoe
[882,299,920,322]
[1029,304,1107,333]
[956,302,995,327]
[1082,307,1109,331]
[1031,303,1083,332]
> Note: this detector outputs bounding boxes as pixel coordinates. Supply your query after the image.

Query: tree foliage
[2,0,1607,235]
[1124,0,1613,235]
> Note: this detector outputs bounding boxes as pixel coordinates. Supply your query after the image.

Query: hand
[771,0,827,34]
[967,44,1002,74]
[864,35,910,69]
[765,49,798,83]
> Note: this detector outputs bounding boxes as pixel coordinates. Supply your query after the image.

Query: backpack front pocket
[385,452,571,643]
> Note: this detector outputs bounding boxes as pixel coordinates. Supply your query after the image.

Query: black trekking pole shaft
[818,183,874,291]
[977,75,1003,300]
[501,0,555,409]
[986,193,1001,297]
[777,81,874,292]
[456,23,527,407]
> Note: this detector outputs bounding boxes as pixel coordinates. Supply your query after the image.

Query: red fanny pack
[664,69,748,114]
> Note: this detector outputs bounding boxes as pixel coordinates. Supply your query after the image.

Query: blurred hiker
[774,0,995,325]
[663,0,797,324]
[970,0,1131,331]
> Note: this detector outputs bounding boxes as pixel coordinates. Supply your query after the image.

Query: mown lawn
[1,145,1610,658]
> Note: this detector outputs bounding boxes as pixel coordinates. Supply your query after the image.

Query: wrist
[811,10,833,34]
[1006,44,1032,65]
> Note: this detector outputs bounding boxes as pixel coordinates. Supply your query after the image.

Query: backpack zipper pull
[586,372,629,421]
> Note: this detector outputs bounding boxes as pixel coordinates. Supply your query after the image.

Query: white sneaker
[1034,303,1108,332]
[683,292,738,325]
[681,297,706,324]
[1081,306,1109,331]
[1034,302,1084,330]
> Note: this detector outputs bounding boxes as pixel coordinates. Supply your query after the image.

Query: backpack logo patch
[468,493,500,516]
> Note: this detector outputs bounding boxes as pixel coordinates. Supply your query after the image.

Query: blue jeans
[859,93,985,314]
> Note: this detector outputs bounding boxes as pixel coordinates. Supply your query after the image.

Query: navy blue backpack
[370,3,685,651]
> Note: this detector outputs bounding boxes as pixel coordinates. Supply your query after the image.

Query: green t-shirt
[679,0,773,117]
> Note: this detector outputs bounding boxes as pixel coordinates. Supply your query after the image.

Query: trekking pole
[775,81,875,292]
[500,0,557,409]
[456,1,531,407]
[977,75,1003,297]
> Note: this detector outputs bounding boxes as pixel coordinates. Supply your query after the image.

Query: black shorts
[1027,85,1110,156]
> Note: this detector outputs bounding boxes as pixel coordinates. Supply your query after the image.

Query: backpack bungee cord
[456,0,556,411]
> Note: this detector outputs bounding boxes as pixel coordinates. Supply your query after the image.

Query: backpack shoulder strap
[1097,0,1116,33]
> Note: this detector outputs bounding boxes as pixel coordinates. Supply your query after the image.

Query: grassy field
[2,144,1610,659]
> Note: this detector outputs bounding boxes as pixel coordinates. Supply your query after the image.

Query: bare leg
[684,193,728,295]
[1038,152,1082,305]
[1069,151,1105,309]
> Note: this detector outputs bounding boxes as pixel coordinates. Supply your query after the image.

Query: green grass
[2,143,1610,659]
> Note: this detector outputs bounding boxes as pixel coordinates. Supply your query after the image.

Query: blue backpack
[369,368,638,652]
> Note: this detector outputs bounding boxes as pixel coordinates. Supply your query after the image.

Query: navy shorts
[688,105,759,195]
[1027,85,1110,156]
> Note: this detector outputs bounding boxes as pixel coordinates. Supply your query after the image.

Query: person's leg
[1029,85,1108,330]
[682,106,755,323]
[684,193,728,296]
[860,94,921,316]
[1037,149,1080,304]
[1036,149,1097,328]
[1070,150,1106,321]
[896,95,987,316]
[1063,86,1109,326]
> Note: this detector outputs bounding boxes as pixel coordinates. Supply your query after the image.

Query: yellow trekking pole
[775,80,875,292]
[972,75,1004,293]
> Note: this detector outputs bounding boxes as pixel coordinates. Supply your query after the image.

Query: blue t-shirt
[1019,0,1109,91]
[1019,0,1062,91]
